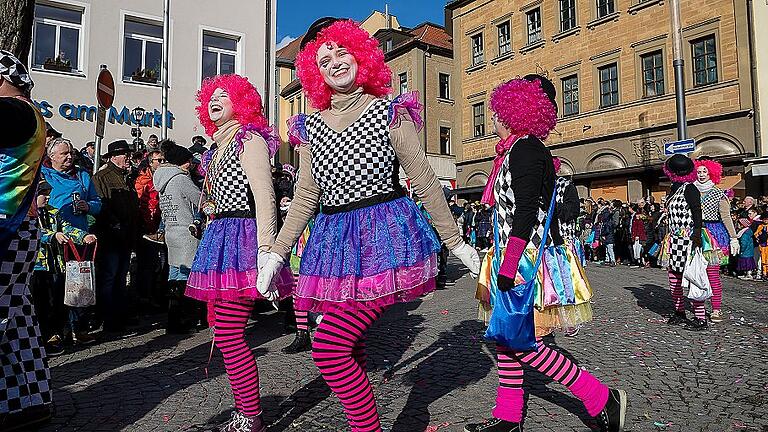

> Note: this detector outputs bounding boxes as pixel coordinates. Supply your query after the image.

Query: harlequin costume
[466,76,626,432]
[692,159,737,323]
[185,74,293,432]
[0,50,52,431]
[659,154,708,331]
[553,158,585,266]
[258,18,479,432]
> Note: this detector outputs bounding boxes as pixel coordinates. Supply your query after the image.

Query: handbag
[683,248,712,301]
[648,243,660,257]
[484,190,557,351]
[64,240,97,307]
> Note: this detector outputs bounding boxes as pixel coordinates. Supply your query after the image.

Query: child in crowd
[736,217,757,280]
[754,213,768,280]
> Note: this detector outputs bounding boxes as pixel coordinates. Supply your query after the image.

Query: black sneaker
[594,388,627,432]
[45,335,65,357]
[281,330,311,354]
[666,311,687,326]
[683,318,708,331]
[464,418,522,432]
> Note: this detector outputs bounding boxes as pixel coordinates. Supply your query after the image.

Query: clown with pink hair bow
[187,73,294,432]
[468,75,626,432]
[256,18,479,431]
[692,158,738,323]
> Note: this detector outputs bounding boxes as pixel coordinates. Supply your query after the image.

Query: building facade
[446,0,757,201]
[28,0,275,149]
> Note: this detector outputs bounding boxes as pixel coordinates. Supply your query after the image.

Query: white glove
[730,238,740,256]
[452,242,481,277]
[256,252,284,301]
[257,251,271,270]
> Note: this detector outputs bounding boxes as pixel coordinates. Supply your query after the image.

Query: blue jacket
[41,166,101,232]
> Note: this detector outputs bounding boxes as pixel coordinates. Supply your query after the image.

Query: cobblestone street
[41,261,768,432]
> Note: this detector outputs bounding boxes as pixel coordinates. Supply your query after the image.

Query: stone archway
[690,134,744,159]
[586,150,627,172]
[466,171,489,187]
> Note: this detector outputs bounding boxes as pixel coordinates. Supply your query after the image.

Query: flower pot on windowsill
[43,61,72,73]
[132,75,158,84]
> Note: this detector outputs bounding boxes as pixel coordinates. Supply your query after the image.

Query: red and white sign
[96,68,115,108]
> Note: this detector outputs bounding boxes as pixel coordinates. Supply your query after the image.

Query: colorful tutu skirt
[186,217,294,302]
[704,221,730,265]
[295,197,441,313]
[476,242,593,336]
[736,256,757,271]
[660,227,724,271]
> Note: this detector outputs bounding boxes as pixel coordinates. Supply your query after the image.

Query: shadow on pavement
[624,283,673,318]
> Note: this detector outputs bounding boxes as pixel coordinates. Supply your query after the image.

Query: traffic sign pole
[94,65,115,173]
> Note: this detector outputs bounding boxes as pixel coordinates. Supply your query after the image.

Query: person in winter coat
[601,206,616,266]
[154,141,206,333]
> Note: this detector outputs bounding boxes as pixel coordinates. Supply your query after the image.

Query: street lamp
[131,106,145,151]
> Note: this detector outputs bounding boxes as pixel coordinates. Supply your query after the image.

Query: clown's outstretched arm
[390,111,461,249]
[240,133,278,252]
[271,145,320,260]
[719,197,737,238]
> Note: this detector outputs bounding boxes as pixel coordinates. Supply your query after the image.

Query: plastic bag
[64,241,97,307]
[683,248,712,301]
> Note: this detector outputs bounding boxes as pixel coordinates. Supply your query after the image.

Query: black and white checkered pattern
[555,176,577,241]
[700,188,725,221]
[208,140,253,214]
[494,151,548,248]
[0,50,33,92]
[0,218,52,414]
[665,184,694,272]
[305,99,397,207]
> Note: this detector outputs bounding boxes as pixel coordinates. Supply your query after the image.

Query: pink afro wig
[490,78,557,140]
[196,74,268,137]
[296,20,391,110]
[694,159,723,184]
[663,164,697,183]
[552,157,562,173]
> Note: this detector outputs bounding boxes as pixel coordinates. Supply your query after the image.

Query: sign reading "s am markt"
[31,100,175,129]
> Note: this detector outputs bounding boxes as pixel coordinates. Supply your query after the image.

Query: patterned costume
[555,175,586,265]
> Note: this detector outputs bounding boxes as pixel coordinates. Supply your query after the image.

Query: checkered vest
[555,176,577,240]
[666,184,694,232]
[700,187,725,221]
[304,99,398,207]
[208,140,253,214]
[494,146,549,247]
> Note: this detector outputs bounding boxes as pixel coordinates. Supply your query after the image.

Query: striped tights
[295,309,310,331]
[213,299,262,416]
[312,307,384,432]
[707,266,722,310]
[493,339,609,422]
[668,271,706,320]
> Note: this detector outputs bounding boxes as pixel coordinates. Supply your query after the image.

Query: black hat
[665,154,694,176]
[300,17,342,50]
[189,141,208,156]
[161,140,193,166]
[103,139,132,157]
[45,121,62,139]
[523,74,557,113]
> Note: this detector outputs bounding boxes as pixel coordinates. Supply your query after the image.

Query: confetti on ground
[424,422,451,431]
[440,310,449,315]
[654,421,672,429]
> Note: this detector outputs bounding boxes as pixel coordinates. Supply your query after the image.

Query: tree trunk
[0,0,35,63]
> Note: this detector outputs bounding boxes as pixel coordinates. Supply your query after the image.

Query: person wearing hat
[189,135,208,159]
[154,140,206,334]
[45,121,62,148]
[256,18,480,431]
[660,154,707,330]
[92,139,140,332]
[466,75,625,432]
[0,50,53,431]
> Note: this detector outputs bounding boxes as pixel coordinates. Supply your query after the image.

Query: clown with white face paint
[187,74,294,432]
[693,158,738,324]
[257,18,479,431]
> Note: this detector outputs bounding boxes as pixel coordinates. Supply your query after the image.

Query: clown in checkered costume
[659,154,709,331]
[0,50,53,431]
[257,18,479,431]
[466,75,627,432]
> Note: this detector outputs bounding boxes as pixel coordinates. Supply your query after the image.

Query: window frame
[201,30,240,83]
[560,0,577,32]
[398,72,408,95]
[438,73,451,100]
[122,15,164,84]
[472,102,486,138]
[526,7,543,45]
[640,49,665,97]
[470,32,485,66]
[690,34,718,87]
[32,1,87,74]
[561,74,580,116]
[597,62,620,108]
[439,126,452,155]
[497,21,512,56]
[596,0,616,19]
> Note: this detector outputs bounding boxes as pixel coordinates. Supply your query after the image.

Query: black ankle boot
[594,388,627,432]
[666,311,687,325]
[281,329,311,354]
[683,317,708,331]
[464,418,522,432]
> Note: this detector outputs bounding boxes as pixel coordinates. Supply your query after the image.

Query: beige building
[747,0,768,179]
[446,0,757,201]
[29,0,275,150]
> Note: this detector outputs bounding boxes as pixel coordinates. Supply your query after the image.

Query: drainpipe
[747,0,762,157]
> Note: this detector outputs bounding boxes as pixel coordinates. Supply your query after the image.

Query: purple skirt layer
[186,217,292,302]
[297,197,441,312]
[736,257,757,271]
[704,221,730,255]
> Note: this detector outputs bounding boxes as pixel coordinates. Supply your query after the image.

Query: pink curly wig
[296,20,391,110]
[196,74,268,137]
[694,159,723,184]
[490,78,557,140]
